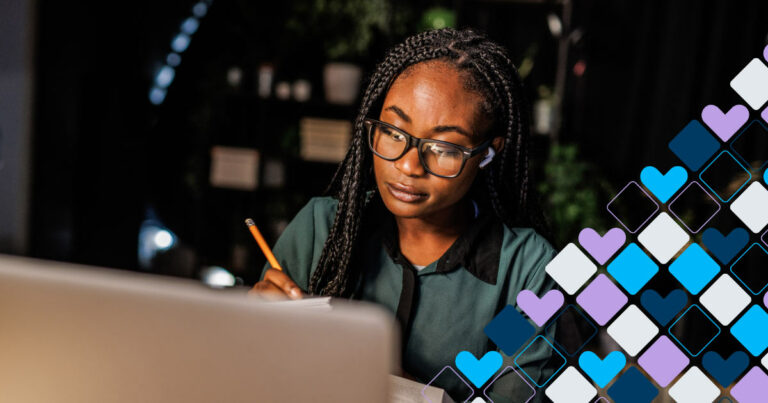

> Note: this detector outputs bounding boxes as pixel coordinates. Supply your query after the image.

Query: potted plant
[286,0,411,104]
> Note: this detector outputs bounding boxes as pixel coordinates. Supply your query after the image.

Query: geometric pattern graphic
[426,44,768,403]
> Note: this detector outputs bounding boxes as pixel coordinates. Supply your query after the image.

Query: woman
[252,27,558,401]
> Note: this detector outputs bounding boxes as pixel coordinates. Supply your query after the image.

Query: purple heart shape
[516,289,564,327]
[578,227,626,265]
[701,104,749,142]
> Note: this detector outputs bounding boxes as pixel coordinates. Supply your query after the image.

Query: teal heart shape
[455,351,503,388]
[640,166,688,203]
[702,351,749,387]
[578,350,626,388]
[640,289,688,326]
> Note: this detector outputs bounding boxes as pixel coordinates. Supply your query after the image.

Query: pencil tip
[245,218,255,226]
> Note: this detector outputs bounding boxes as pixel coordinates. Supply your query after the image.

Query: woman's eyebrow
[384,105,412,123]
[384,105,473,137]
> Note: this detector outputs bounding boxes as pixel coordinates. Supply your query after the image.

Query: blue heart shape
[702,351,749,387]
[640,289,688,326]
[579,351,626,388]
[455,351,503,388]
[640,166,688,203]
[701,228,750,265]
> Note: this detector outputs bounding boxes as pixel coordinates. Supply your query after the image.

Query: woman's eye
[428,145,460,158]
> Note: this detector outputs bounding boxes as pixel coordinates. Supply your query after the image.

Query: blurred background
[1,0,767,289]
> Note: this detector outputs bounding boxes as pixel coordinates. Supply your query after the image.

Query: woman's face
[372,60,501,220]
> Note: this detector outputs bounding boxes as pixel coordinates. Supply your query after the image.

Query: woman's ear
[479,137,505,169]
[479,147,495,168]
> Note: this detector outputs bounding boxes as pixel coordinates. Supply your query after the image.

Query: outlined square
[607,305,658,356]
[730,120,768,169]
[699,150,752,202]
[667,181,721,233]
[669,304,720,357]
[669,120,721,171]
[545,305,597,357]
[638,212,691,264]
[514,336,566,388]
[730,181,768,233]
[422,366,474,403]
[730,242,768,295]
[482,366,536,403]
[699,274,751,326]
[606,181,659,234]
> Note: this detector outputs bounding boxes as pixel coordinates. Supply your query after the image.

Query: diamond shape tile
[731,305,768,356]
[638,212,690,264]
[730,181,768,233]
[699,274,751,325]
[637,335,690,387]
[667,366,720,403]
[544,367,597,403]
[730,58,768,109]
[668,243,720,295]
[576,274,628,326]
[607,305,658,356]
[545,243,597,295]
[607,243,659,295]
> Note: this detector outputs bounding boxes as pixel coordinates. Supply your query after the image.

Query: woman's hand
[249,268,304,300]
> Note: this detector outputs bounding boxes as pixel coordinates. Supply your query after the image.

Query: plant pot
[323,62,362,105]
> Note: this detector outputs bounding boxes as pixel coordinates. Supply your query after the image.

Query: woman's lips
[386,183,428,203]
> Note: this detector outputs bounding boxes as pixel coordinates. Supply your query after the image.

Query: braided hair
[309,27,546,297]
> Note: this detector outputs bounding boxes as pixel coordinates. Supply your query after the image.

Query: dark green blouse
[260,196,558,401]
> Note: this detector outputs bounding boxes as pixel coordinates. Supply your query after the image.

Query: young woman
[252,28,558,401]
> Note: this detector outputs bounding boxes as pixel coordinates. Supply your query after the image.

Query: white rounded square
[607,305,658,356]
[699,274,751,325]
[730,182,768,233]
[638,212,691,264]
[730,58,768,110]
[668,366,719,403]
[545,243,597,295]
[762,353,768,370]
[545,366,597,403]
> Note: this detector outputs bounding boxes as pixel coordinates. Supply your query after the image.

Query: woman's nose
[394,147,426,177]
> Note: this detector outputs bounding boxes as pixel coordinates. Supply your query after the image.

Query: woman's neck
[395,198,474,266]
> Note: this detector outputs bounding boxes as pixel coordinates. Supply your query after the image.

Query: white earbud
[479,147,495,168]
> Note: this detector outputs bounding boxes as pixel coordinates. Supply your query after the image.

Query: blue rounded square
[730,305,768,356]
[484,305,536,356]
[607,243,659,295]
[668,243,720,294]
[669,120,720,172]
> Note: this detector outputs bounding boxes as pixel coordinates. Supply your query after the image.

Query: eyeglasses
[364,118,492,178]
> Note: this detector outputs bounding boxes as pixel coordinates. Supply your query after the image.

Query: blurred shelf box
[299,117,351,163]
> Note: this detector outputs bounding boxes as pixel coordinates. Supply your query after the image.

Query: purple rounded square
[637,335,690,387]
[576,274,629,326]
[762,229,767,249]
[731,366,768,403]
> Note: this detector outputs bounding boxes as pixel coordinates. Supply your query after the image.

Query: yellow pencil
[244,218,283,271]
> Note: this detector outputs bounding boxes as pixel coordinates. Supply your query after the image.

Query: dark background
[2,0,767,285]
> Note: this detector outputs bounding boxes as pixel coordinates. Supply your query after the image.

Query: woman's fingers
[254,268,304,300]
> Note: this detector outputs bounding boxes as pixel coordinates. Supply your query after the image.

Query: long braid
[309,28,547,296]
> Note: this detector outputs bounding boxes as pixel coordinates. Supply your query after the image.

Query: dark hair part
[309,27,546,297]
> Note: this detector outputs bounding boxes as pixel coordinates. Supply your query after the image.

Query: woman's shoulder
[501,226,556,259]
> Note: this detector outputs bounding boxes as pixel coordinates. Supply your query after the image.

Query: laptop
[0,254,397,403]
